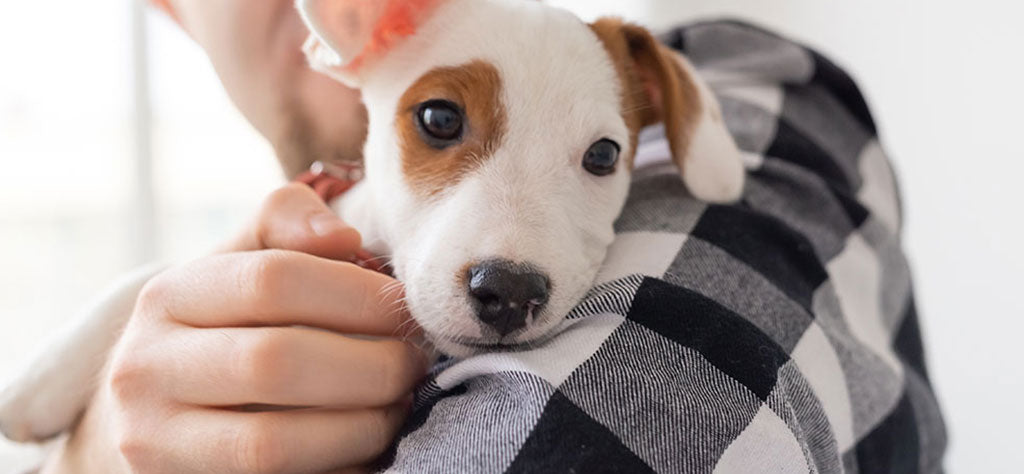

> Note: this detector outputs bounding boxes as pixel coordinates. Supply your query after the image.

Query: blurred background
[1,0,1021,471]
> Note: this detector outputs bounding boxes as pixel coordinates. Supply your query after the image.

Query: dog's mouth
[433,334,546,354]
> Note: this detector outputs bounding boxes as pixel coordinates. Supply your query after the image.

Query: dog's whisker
[363,255,394,265]
[376,281,404,297]
[393,316,424,341]
[380,287,405,302]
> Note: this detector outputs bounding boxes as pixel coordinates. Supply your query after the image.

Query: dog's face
[298,0,744,356]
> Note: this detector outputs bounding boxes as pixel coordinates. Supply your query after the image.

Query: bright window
[0,4,280,385]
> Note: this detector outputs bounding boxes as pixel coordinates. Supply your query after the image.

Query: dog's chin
[428,336,511,358]
[419,310,567,358]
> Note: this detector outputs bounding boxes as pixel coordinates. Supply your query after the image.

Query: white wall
[551,0,1024,470]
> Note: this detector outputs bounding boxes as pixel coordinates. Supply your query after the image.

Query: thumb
[220,183,363,260]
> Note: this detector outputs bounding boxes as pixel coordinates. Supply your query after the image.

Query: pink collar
[296,160,365,203]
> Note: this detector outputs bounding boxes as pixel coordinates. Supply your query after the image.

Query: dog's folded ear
[591,18,745,203]
[296,0,443,87]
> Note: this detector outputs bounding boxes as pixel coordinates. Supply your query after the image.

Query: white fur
[672,54,746,203]
[0,0,745,443]
[0,264,164,442]
[325,0,632,356]
[684,115,746,203]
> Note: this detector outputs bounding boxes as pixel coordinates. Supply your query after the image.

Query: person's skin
[44,185,428,474]
[43,1,421,473]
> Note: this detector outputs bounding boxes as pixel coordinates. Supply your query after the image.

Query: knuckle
[234,330,291,392]
[107,355,150,404]
[234,418,285,474]
[260,183,316,226]
[117,430,154,469]
[239,251,292,307]
[135,273,172,315]
[256,186,303,244]
[261,183,306,214]
[255,184,313,247]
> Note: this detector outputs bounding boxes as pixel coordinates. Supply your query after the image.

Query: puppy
[0,0,743,443]
[300,0,744,354]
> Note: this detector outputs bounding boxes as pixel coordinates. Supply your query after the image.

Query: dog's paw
[0,264,164,444]
[0,303,115,443]
[0,366,91,442]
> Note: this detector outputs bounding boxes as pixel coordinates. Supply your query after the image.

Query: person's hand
[151,0,369,177]
[43,184,427,474]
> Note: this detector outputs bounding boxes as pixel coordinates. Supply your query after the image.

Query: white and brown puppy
[301,0,744,355]
[0,0,743,443]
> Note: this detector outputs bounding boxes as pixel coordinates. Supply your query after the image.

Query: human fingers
[119,405,409,474]
[221,183,362,261]
[139,250,413,337]
[150,326,427,408]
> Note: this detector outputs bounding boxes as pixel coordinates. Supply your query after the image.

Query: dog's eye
[416,100,464,148]
[583,139,620,176]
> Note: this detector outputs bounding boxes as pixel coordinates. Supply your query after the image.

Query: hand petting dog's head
[297,0,744,356]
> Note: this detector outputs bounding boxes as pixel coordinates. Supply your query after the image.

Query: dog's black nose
[467,260,550,337]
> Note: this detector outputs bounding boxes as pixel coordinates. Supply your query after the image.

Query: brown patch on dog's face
[589,18,702,171]
[589,20,648,167]
[396,60,507,196]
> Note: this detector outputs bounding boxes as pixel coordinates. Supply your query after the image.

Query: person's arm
[43,184,428,473]
[148,0,369,178]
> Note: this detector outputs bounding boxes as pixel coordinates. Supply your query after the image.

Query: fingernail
[309,212,347,237]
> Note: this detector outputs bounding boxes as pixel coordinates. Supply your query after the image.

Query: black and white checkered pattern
[383,20,946,473]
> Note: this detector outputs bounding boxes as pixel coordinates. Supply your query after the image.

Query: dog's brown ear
[296,0,445,87]
[590,18,745,203]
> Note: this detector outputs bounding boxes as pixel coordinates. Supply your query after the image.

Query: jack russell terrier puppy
[0,0,744,443]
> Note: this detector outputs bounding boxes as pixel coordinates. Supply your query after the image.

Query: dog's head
[297,0,744,356]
